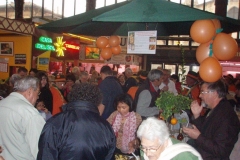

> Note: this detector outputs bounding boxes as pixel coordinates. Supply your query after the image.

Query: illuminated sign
[35,36,80,57]
[65,43,80,50]
[35,36,55,51]
[35,43,55,51]
[54,37,66,57]
[39,36,52,43]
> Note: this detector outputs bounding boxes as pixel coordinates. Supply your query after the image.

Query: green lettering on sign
[39,36,53,43]
[35,43,55,51]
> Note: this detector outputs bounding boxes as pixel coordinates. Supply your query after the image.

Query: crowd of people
[0,65,240,160]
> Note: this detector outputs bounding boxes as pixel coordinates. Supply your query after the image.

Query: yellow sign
[37,50,51,71]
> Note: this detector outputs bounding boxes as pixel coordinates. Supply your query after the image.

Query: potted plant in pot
[155,91,192,121]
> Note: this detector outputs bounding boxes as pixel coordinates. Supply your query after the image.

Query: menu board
[127,30,157,54]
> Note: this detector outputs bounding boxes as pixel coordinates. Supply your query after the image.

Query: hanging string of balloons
[190,19,238,82]
[96,35,122,60]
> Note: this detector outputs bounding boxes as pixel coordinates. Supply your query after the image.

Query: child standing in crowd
[35,99,52,121]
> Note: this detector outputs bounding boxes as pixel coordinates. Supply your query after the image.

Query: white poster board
[127,30,157,54]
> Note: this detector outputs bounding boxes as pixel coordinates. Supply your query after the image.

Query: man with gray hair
[134,69,163,119]
[183,79,240,159]
[0,76,45,160]
[159,69,178,95]
[79,71,89,83]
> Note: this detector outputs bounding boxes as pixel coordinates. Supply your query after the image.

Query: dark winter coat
[37,100,116,160]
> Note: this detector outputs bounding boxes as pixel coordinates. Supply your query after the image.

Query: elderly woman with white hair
[137,117,202,160]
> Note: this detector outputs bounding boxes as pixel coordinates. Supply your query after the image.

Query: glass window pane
[96,0,104,9]
[7,0,15,19]
[53,0,62,20]
[227,6,239,19]
[170,0,181,4]
[33,0,42,17]
[192,66,199,73]
[23,0,32,18]
[0,1,7,18]
[76,0,86,14]
[165,64,176,75]
[204,0,215,13]
[117,0,126,2]
[151,64,162,70]
[193,0,201,9]
[64,0,74,17]
[183,0,191,7]
[106,0,115,6]
[44,0,53,19]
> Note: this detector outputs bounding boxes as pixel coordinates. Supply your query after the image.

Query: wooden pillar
[215,0,228,17]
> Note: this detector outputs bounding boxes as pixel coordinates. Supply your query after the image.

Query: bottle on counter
[177,124,184,141]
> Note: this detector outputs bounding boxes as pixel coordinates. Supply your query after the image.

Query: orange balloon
[190,20,215,43]
[212,33,238,60]
[101,47,112,60]
[96,36,109,48]
[109,35,120,47]
[211,19,221,31]
[111,45,122,55]
[196,41,216,64]
[199,57,222,82]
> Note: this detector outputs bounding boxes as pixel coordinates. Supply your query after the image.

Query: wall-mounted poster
[37,57,49,71]
[0,42,14,56]
[127,31,157,54]
[85,47,100,60]
[15,54,26,64]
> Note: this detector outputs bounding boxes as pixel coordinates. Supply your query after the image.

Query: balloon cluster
[190,19,238,82]
[96,36,122,60]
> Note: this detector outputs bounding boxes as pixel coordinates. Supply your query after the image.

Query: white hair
[9,74,21,86]
[13,76,39,92]
[137,117,169,145]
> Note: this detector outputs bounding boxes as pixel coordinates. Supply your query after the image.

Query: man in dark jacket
[183,79,240,160]
[37,83,116,160]
[98,65,123,119]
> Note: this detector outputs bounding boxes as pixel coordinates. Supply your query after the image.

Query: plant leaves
[155,91,191,119]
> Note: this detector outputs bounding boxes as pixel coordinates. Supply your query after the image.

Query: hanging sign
[127,30,157,54]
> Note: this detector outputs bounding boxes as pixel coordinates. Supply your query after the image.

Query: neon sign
[39,36,52,43]
[54,37,66,57]
[35,36,55,51]
[35,43,55,51]
[65,43,80,50]
[35,36,80,57]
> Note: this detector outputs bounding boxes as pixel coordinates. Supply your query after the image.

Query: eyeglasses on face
[200,90,214,94]
[140,144,161,152]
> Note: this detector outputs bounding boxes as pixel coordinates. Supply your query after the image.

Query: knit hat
[187,71,198,80]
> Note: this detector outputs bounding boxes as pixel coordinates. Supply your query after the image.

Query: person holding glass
[137,117,202,160]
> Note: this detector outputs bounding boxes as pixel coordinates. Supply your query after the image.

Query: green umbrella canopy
[38,0,240,36]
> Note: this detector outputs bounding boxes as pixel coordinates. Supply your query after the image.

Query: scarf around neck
[112,111,137,153]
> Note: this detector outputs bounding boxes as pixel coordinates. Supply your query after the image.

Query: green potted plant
[155,91,192,119]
